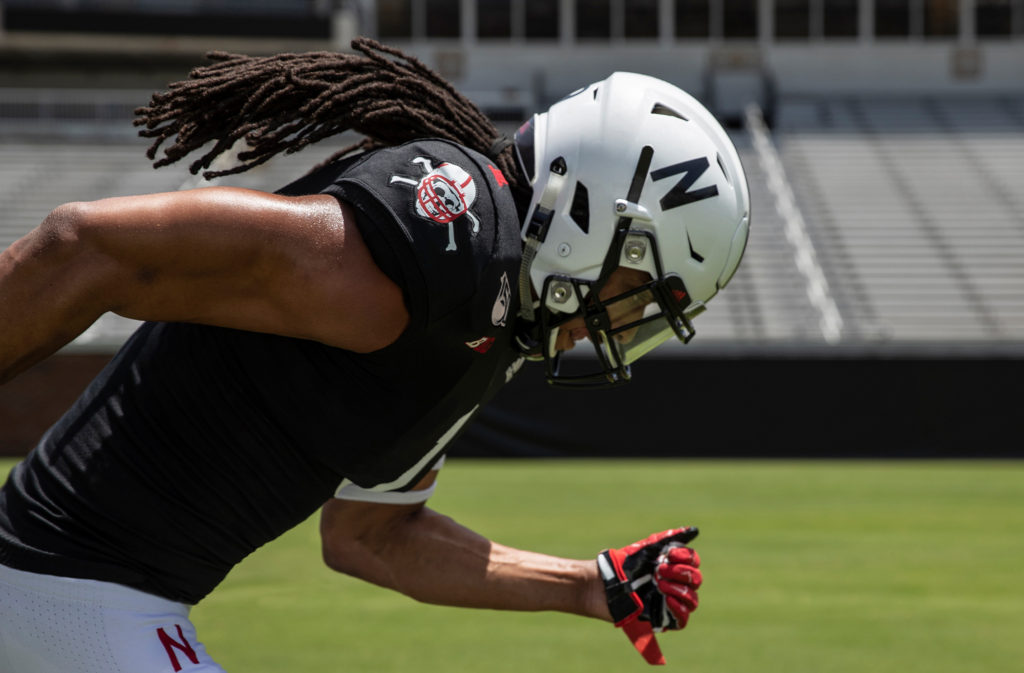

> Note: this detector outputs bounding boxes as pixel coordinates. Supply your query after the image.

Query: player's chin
[553,329,577,353]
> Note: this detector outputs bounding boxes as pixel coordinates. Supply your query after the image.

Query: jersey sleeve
[323,140,517,340]
[333,456,445,505]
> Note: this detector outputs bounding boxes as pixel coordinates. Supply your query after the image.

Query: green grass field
[2,458,1022,672]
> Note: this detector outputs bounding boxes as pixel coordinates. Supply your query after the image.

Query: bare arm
[0,187,408,383]
[319,476,611,621]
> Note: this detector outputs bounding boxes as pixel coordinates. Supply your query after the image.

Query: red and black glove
[597,527,702,665]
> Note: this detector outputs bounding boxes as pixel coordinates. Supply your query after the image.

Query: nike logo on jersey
[492,272,512,327]
[505,356,525,383]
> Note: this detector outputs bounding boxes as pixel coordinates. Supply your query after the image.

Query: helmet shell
[519,72,750,314]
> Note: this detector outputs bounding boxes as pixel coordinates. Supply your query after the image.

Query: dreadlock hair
[134,37,525,192]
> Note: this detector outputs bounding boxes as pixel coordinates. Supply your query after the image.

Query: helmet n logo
[390,157,481,252]
[651,157,719,211]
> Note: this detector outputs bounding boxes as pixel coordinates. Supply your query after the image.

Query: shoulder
[321,141,523,331]
[329,141,517,222]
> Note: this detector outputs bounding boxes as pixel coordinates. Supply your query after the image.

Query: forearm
[322,505,611,621]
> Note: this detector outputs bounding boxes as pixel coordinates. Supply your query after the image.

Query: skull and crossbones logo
[390,157,481,252]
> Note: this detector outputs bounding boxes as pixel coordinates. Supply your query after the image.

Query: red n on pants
[157,625,200,672]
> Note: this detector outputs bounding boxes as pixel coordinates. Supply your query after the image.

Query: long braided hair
[134,37,525,191]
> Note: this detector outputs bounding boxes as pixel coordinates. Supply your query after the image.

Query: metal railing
[3,1,328,16]
[0,88,149,138]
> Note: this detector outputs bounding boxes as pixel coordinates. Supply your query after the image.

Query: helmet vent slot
[569,181,590,233]
[651,103,689,121]
[717,153,731,185]
[688,234,705,263]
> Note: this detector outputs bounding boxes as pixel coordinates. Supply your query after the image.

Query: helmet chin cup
[537,239,699,389]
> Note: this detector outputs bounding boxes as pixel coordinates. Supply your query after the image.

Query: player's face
[553,267,654,352]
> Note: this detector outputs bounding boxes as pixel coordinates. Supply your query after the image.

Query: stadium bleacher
[774,97,1024,346]
[2,94,1023,353]
[2,0,331,38]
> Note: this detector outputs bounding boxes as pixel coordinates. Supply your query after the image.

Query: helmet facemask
[539,228,703,388]
[521,142,704,388]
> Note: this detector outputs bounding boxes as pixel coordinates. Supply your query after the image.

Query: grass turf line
[2,458,1022,672]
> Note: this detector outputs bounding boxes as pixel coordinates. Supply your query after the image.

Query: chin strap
[512,321,544,361]
[517,158,568,323]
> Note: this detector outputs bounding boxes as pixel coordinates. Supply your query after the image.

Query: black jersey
[0,140,525,605]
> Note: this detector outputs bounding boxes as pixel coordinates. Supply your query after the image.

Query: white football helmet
[514,72,750,387]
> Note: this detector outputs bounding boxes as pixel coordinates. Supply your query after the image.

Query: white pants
[0,563,224,673]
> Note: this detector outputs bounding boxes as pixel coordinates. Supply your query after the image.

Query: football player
[0,39,748,671]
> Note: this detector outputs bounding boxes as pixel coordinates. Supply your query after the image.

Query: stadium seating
[774,97,1024,345]
[3,95,1023,353]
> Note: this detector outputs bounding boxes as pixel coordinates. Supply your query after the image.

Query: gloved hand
[597,527,701,665]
